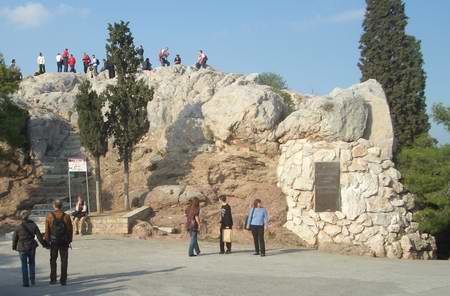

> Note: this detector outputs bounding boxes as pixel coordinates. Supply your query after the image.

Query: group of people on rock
[154,47,208,69]
[12,194,268,287]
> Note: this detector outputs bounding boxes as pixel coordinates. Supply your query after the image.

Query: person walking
[56,53,62,72]
[12,210,48,287]
[62,49,69,72]
[82,53,91,74]
[159,47,170,67]
[68,54,76,73]
[186,197,201,257]
[219,196,233,254]
[44,199,73,285]
[174,54,181,65]
[246,199,269,257]
[37,53,46,74]
[195,50,208,69]
[72,196,88,235]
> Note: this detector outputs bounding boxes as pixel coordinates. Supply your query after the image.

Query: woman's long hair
[189,197,200,215]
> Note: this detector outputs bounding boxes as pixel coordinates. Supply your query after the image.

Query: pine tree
[359,0,429,148]
[432,102,450,133]
[103,21,153,210]
[75,80,108,213]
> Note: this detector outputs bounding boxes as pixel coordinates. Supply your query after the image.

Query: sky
[0,0,449,144]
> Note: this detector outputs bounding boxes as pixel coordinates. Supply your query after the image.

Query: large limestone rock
[330,79,394,159]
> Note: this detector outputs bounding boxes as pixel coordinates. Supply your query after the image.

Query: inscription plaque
[314,162,340,212]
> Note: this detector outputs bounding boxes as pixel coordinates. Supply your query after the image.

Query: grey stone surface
[1,236,450,296]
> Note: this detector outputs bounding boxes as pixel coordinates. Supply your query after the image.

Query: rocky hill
[2,65,436,259]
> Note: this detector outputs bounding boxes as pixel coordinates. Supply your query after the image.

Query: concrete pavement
[0,235,449,296]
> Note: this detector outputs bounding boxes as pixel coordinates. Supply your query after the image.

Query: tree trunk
[124,160,130,210]
[95,155,102,213]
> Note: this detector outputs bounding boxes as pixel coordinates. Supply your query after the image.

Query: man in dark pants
[219,196,233,254]
[45,199,73,286]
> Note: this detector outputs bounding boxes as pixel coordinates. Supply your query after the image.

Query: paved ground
[1,235,449,296]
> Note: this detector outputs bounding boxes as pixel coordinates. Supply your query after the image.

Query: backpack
[50,212,68,245]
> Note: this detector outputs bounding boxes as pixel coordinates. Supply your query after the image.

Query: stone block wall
[277,138,436,259]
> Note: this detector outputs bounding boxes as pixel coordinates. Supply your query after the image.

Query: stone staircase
[28,128,94,229]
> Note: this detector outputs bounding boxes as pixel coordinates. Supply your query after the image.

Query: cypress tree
[103,21,153,210]
[359,0,429,148]
[75,80,108,213]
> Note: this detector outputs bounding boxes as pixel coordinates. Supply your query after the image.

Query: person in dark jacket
[219,196,233,254]
[12,210,48,287]
[45,199,73,286]
[186,197,201,257]
[174,54,182,65]
[142,58,152,71]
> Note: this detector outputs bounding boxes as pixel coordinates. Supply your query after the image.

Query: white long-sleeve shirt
[37,55,45,65]
[56,54,62,62]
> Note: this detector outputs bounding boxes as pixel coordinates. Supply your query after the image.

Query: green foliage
[0,53,21,97]
[397,135,450,235]
[256,72,295,116]
[75,80,108,158]
[432,102,450,133]
[359,0,429,148]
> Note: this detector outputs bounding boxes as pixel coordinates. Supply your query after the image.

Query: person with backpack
[72,195,88,235]
[37,52,46,74]
[219,196,233,254]
[186,197,201,257]
[174,54,182,65]
[159,47,170,67]
[195,50,208,69]
[68,54,76,73]
[82,53,91,74]
[44,199,73,285]
[12,210,48,287]
[62,49,69,72]
[56,53,63,73]
[91,54,100,76]
[245,199,269,257]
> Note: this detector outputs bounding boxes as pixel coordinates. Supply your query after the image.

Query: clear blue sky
[1,0,449,144]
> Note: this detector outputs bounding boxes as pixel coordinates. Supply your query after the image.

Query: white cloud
[290,8,365,32]
[0,2,50,28]
[0,2,90,28]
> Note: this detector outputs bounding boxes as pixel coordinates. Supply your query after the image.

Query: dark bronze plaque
[314,162,340,212]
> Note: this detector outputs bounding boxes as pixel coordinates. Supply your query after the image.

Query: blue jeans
[19,249,35,286]
[188,230,200,256]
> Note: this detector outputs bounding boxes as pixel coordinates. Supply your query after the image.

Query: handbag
[244,208,256,230]
[223,228,232,243]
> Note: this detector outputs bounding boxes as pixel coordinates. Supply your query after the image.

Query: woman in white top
[37,53,45,74]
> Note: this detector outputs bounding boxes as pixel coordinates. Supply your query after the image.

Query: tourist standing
[159,47,170,67]
[137,45,144,62]
[56,53,62,72]
[246,199,269,257]
[82,53,91,74]
[91,54,99,75]
[195,50,208,69]
[186,197,201,257]
[37,53,46,74]
[68,54,76,73]
[12,210,48,287]
[219,196,233,254]
[45,199,73,285]
[62,49,69,72]
[72,196,88,235]
[174,54,182,65]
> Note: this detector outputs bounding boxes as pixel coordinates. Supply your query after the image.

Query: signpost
[68,158,90,213]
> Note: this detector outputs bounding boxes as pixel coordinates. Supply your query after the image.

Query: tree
[104,21,153,210]
[359,0,429,149]
[256,72,295,116]
[75,80,108,213]
[0,53,21,97]
[432,102,450,133]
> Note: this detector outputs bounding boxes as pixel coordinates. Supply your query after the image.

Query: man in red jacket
[82,53,91,74]
[62,49,69,72]
[68,55,76,73]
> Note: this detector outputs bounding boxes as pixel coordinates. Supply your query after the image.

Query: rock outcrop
[4,67,434,259]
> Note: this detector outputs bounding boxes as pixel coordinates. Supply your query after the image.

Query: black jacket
[12,219,47,252]
[220,204,233,228]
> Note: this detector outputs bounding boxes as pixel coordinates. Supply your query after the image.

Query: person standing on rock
[56,53,63,73]
[195,50,208,69]
[72,195,88,235]
[68,54,76,73]
[45,199,73,285]
[12,210,48,287]
[91,54,99,76]
[37,52,46,74]
[246,199,269,257]
[137,45,144,63]
[62,49,69,72]
[186,197,201,257]
[82,53,91,74]
[159,47,170,67]
[219,196,233,254]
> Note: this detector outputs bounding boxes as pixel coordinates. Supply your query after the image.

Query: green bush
[256,72,295,116]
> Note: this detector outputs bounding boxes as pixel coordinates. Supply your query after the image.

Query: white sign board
[68,158,87,172]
